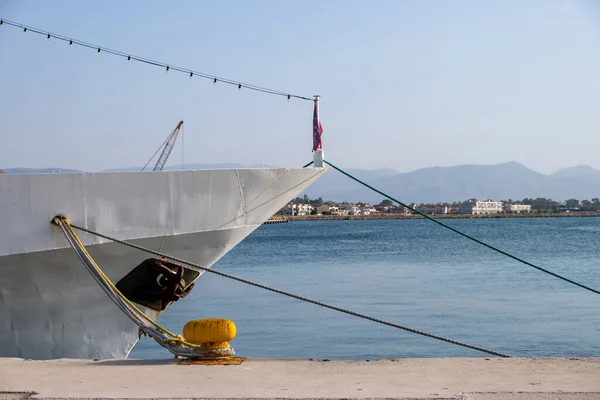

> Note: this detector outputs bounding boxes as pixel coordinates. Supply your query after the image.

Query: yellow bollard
[179,318,244,365]
[183,318,236,348]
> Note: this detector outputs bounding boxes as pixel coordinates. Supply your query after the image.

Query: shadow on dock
[86,358,179,366]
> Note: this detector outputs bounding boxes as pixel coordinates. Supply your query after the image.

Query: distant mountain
[3,163,276,174]
[301,168,398,200]
[0,168,82,174]
[308,161,600,204]
[551,165,600,178]
[3,163,279,174]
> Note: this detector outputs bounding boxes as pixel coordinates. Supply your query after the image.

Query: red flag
[312,101,323,152]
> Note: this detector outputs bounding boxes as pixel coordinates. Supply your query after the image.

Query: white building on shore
[505,204,532,213]
[459,200,504,214]
[284,203,314,216]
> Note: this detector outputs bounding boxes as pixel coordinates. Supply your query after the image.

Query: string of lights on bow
[0,18,314,102]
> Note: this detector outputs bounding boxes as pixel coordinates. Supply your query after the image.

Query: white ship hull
[0,167,325,359]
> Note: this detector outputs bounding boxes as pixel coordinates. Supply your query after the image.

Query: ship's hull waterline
[0,167,325,359]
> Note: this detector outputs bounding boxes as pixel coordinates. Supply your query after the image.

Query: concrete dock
[1,357,599,399]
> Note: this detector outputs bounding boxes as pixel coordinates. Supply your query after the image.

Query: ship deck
[1,357,599,399]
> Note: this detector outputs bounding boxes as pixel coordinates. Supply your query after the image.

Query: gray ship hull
[0,167,325,359]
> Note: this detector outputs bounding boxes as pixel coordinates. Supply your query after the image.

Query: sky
[1,0,600,174]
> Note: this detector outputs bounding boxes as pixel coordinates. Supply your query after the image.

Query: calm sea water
[130,217,600,359]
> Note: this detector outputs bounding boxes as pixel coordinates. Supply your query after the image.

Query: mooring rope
[53,216,234,359]
[61,220,510,357]
[321,160,600,296]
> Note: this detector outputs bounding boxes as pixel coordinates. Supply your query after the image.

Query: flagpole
[312,95,324,168]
